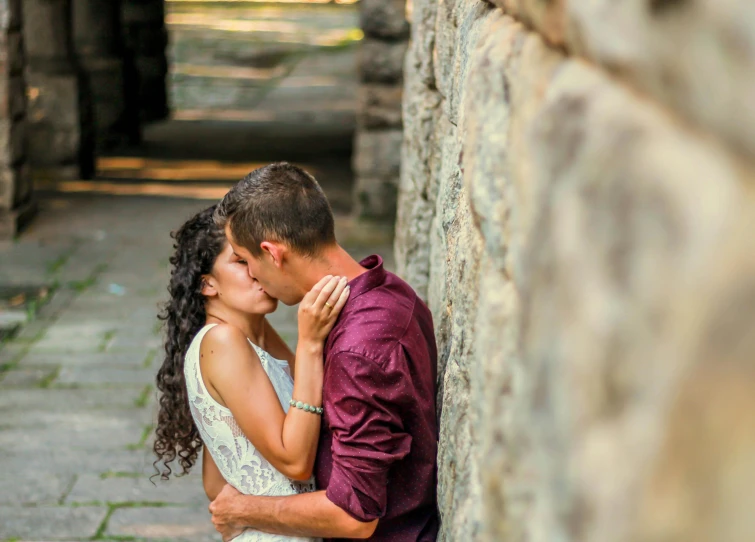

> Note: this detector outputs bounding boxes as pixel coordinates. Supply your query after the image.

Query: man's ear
[259,241,286,268]
[201,275,218,297]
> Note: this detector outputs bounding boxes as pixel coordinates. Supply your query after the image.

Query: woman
[153,206,348,541]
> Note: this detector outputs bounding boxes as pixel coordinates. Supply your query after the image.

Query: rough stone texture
[352,129,403,221]
[360,0,410,40]
[66,474,207,505]
[358,38,408,85]
[398,0,755,540]
[106,506,218,540]
[73,0,140,148]
[0,0,32,239]
[0,506,108,539]
[357,84,403,129]
[353,0,409,221]
[22,0,93,180]
[489,0,755,160]
[121,0,169,122]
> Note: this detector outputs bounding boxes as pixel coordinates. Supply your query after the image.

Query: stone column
[121,0,168,123]
[0,0,34,239]
[72,0,139,149]
[352,0,409,222]
[22,0,93,179]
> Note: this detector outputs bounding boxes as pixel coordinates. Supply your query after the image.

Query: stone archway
[1,0,409,240]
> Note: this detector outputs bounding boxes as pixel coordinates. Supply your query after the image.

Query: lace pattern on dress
[185,324,319,542]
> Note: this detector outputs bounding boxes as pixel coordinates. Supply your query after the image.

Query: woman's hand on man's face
[297,275,350,344]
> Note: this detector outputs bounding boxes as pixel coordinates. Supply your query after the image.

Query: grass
[100,471,142,480]
[38,366,61,388]
[126,424,154,451]
[0,343,31,373]
[68,263,110,293]
[134,385,152,408]
[142,350,157,369]
[92,501,173,540]
[68,276,97,292]
[99,330,116,352]
[46,253,70,275]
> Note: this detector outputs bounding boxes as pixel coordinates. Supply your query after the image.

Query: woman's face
[206,242,278,315]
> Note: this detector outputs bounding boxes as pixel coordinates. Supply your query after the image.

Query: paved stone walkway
[0,193,392,541]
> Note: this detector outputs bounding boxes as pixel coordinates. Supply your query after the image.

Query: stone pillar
[0,0,34,239]
[121,0,168,123]
[72,0,139,149]
[22,0,93,179]
[352,0,409,222]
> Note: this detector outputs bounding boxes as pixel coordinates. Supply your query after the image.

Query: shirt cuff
[325,462,385,523]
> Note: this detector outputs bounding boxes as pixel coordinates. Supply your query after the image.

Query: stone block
[0,506,107,539]
[56,366,155,386]
[357,84,403,129]
[0,366,57,387]
[394,47,443,298]
[66,473,207,506]
[353,176,399,221]
[25,71,81,167]
[9,74,26,118]
[0,469,75,504]
[407,0,439,86]
[489,0,755,158]
[488,0,566,46]
[0,416,147,452]
[106,506,218,540]
[21,0,72,62]
[0,164,31,213]
[121,0,165,26]
[0,388,145,412]
[353,129,403,179]
[8,29,25,74]
[448,2,495,125]
[358,38,408,84]
[7,0,22,29]
[0,117,25,164]
[360,0,410,40]
[0,194,35,240]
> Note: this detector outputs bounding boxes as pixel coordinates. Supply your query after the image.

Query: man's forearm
[232,490,377,539]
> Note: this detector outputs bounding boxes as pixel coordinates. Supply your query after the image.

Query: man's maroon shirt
[315,255,439,541]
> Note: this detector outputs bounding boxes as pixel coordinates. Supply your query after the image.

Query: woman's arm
[202,446,226,501]
[202,276,349,481]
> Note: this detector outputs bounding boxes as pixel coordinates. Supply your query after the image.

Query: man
[210,162,439,541]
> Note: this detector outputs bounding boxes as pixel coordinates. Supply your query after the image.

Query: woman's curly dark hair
[153,205,226,479]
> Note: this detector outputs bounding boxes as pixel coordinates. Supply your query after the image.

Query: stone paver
[0,506,108,539]
[106,506,218,540]
[0,189,392,539]
[67,473,208,506]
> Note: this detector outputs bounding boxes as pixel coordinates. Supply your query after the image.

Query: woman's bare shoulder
[200,324,257,367]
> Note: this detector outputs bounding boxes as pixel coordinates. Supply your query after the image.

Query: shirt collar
[347,255,386,301]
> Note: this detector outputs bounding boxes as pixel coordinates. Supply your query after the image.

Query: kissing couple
[153,162,439,541]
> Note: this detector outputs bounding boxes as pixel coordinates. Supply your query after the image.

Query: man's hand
[209,484,246,542]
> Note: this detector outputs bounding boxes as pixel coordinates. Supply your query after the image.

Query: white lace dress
[185,324,320,542]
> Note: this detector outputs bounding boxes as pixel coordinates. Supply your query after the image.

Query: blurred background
[2,0,755,541]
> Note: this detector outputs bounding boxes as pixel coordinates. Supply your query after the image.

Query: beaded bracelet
[289,398,323,415]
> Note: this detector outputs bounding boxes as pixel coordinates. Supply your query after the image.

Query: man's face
[224,225,302,306]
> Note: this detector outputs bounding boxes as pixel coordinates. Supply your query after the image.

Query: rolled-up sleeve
[324,351,412,522]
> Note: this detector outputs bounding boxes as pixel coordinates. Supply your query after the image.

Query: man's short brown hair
[214,162,336,257]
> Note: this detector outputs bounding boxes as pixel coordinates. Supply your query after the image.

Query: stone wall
[396,1,755,540]
[122,0,169,123]
[352,0,409,222]
[0,0,34,238]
